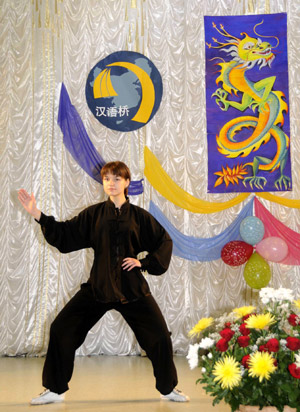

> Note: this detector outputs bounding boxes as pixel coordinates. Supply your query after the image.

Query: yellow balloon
[243,252,271,289]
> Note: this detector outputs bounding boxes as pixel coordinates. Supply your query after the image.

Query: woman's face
[102,173,129,198]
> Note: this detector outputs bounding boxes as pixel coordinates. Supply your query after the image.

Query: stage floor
[0,355,231,412]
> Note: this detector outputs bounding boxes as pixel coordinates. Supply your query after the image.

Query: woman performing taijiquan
[18,161,189,405]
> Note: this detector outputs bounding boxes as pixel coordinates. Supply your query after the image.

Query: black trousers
[42,283,178,395]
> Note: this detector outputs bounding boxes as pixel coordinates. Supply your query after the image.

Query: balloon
[240,216,265,245]
[256,236,289,262]
[243,252,271,289]
[221,241,254,266]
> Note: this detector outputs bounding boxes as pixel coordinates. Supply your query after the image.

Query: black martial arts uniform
[37,198,178,395]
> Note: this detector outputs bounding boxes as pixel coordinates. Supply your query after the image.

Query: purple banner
[205,13,291,193]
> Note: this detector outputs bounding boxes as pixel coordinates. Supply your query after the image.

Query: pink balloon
[256,236,289,262]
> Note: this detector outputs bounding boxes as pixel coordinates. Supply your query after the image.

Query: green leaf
[281,383,293,393]
[289,390,298,403]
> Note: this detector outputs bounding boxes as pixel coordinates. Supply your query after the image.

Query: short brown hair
[101,161,131,196]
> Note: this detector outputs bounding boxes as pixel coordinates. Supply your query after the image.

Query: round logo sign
[85,51,163,132]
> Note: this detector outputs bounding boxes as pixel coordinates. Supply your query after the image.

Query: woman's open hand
[18,189,41,221]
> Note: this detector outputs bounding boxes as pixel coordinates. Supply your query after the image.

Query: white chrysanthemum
[232,324,240,332]
[274,287,294,302]
[250,345,258,352]
[279,319,291,334]
[259,287,275,304]
[209,332,221,341]
[280,339,287,347]
[260,288,294,313]
[256,337,265,345]
[295,353,300,368]
[187,344,200,370]
[214,312,237,329]
[199,337,215,350]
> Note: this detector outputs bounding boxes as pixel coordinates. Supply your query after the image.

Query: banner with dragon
[204,13,291,193]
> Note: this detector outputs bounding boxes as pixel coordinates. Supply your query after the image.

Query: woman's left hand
[122,257,141,271]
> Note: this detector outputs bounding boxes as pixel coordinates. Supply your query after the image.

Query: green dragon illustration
[207,21,290,190]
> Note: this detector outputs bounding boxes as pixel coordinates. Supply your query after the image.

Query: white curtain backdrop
[1,0,300,357]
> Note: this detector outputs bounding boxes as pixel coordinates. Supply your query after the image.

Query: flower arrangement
[187,287,300,412]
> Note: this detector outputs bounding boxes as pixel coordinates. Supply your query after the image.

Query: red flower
[288,314,299,327]
[286,337,300,351]
[259,344,268,352]
[241,354,250,368]
[216,338,229,352]
[239,323,251,336]
[266,338,280,353]
[219,328,235,342]
[237,335,250,348]
[242,314,252,321]
[225,322,231,328]
[288,363,300,379]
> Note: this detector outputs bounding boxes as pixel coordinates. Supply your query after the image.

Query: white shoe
[30,389,64,405]
[160,388,190,402]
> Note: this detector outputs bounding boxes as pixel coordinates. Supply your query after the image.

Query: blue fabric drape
[149,198,254,261]
[57,83,144,195]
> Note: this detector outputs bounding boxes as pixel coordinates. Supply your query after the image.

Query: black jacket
[37,198,173,303]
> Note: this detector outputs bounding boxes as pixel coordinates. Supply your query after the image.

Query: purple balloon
[256,237,289,263]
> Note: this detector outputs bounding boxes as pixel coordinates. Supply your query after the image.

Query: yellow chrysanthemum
[213,356,242,390]
[188,317,214,337]
[248,352,277,382]
[293,299,300,310]
[245,313,276,330]
[232,306,256,319]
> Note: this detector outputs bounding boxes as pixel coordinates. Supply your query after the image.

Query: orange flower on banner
[214,164,248,188]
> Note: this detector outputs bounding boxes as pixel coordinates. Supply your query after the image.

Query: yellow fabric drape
[144,146,300,212]
[144,146,250,213]
[256,192,300,209]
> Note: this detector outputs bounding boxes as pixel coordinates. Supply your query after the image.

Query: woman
[18,161,189,405]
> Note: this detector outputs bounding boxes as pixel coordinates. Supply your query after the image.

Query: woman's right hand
[18,189,41,221]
